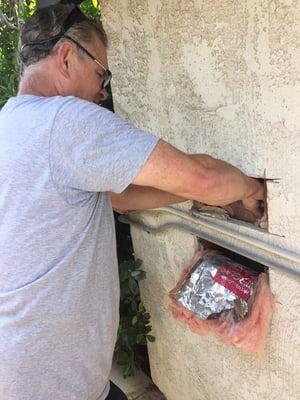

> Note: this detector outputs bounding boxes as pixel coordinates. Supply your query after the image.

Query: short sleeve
[49,97,159,193]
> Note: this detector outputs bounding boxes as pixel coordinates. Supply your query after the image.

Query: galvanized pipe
[119,206,300,282]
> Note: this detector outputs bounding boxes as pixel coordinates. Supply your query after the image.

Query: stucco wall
[130,218,300,400]
[102,1,300,399]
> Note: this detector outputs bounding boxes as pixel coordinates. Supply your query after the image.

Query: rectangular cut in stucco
[102,1,300,399]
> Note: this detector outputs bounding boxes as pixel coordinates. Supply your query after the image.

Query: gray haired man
[0,2,264,400]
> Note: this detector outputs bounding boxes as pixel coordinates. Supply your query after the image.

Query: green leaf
[131,270,146,281]
[131,315,138,326]
[143,312,151,320]
[146,335,155,343]
[92,0,99,9]
[128,278,139,295]
[135,259,143,269]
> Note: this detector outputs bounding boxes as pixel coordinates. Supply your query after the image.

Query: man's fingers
[242,198,265,219]
[241,178,266,219]
[247,178,265,200]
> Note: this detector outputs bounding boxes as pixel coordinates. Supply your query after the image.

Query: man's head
[19,4,110,104]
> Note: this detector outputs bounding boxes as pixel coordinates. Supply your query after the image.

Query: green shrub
[0,1,22,107]
[115,258,155,378]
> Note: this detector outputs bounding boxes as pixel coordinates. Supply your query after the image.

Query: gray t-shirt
[0,95,159,400]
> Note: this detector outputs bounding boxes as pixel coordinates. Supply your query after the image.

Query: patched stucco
[102,1,300,399]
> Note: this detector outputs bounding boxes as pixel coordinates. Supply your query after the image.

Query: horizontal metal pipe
[160,206,299,263]
[119,206,300,282]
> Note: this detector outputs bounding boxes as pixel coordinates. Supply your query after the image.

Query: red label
[213,261,256,301]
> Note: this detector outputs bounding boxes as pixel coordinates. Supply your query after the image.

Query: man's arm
[188,153,264,215]
[110,185,187,213]
[128,140,263,215]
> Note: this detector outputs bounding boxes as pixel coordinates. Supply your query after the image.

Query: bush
[115,258,155,378]
[0,0,26,107]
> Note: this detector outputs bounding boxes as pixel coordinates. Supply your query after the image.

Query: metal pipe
[159,207,299,263]
[119,206,300,282]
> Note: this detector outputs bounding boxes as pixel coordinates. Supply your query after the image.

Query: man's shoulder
[53,95,112,119]
[4,94,104,112]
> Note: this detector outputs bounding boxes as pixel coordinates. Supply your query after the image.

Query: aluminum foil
[172,251,259,321]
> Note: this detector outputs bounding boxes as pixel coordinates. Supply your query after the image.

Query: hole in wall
[198,238,268,274]
[192,177,269,230]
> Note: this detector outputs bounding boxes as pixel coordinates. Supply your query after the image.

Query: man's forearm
[110,185,186,213]
[187,154,258,202]
[188,154,263,215]
[133,140,263,210]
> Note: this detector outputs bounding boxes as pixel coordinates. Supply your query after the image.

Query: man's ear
[55,41,74,78]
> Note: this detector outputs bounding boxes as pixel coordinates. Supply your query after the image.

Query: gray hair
[18,4,107,72]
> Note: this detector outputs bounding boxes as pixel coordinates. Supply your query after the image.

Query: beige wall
[102,1,300,399]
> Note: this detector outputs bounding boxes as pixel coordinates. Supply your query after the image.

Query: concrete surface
[102,1,300,399]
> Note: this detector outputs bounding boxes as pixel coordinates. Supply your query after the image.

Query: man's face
[64,32,110,105]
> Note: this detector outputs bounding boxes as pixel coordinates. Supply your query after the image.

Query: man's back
[0,95,158,400]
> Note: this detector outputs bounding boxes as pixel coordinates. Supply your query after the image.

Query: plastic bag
[169,250,275,357]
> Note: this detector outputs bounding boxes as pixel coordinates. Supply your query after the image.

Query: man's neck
[18,65,59,97]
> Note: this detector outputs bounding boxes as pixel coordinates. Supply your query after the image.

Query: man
[0,3,264,400]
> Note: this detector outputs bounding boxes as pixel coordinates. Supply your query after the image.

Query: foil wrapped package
[171,251,259,321]
[169,250,275,357]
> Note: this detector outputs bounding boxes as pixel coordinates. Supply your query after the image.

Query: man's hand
[241,178,265,218]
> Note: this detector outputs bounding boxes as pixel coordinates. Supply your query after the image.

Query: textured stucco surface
[102,1,300,399]
[130,219,300,400]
